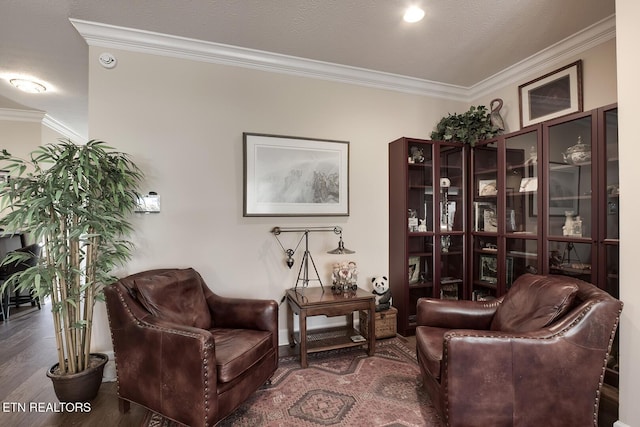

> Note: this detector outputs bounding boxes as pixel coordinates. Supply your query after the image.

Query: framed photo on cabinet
[474,202,497,232]
[519,60,583,128]
[478,179,498,196]
[480,255,498,283]
[408,256,421,284]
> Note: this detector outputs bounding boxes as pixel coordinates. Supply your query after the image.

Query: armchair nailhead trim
[112,286,215,427]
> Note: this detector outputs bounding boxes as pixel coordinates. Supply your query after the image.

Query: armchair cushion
[490,274,579,333]
[415,326,448,380]
[133,269,212,330]
[211,328,273,384]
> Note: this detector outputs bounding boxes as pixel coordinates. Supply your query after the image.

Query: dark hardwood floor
[0,303,617,426]
[0,303,147,426]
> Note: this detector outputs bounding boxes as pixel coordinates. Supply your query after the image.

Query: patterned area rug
[142,337,443,427]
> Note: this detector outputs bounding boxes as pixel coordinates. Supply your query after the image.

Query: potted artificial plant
[430,105,502,145]
[0,139,142,402]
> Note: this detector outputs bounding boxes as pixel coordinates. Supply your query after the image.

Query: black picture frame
[243,133,349,216]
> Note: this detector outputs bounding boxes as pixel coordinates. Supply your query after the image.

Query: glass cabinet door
[545,114,594,282]
[601,106,619,296]
[504,130,539,234]
[600,106,620,390]
[603,107,619,236]
[438,144,465,299]
[406,141,434,319]
[504,129,541,284]
[471,143,499,299]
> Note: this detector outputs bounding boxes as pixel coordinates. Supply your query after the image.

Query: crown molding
[71,14,615,103]
[0,108,45,122]
[42,114,85,143]
[70,18,468,101]
[469,15,616,100]
[0,108,84,142]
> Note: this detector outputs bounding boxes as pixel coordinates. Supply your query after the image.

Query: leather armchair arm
[105,284,218,423]
[205,291,278,332]
[416,297,499,330]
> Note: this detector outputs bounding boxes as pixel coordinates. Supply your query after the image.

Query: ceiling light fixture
[403,6,425,23]
[9,78,47,93]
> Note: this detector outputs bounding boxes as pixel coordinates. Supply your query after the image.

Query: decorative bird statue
[490,98,505,131]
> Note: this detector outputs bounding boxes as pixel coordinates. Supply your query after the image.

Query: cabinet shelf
[408,281,434,289]
[549,162,591,171]
[441,250,463,256]
[549,194,592,203]
[506,232,537,238]
[507,251,538,259]
[473,281,497,290]
[549,265,592,276]
[408,162,433,169]
[546,236,592,243]
[408,232,433,237]
[506,189,536,196]
[408,251,433,257]
[472,231,499,236]
[476,248,498,254]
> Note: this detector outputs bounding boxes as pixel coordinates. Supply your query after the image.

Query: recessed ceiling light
[9,78,47,93]
[404,6,425,23]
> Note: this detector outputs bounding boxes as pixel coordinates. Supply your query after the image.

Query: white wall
[0,119,42,160]
[0,117,63,225]
[87,47,466,342]
[615,1,639,426]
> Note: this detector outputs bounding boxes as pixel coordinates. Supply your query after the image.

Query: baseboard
[614,421,630,427]
[101,351,116,383]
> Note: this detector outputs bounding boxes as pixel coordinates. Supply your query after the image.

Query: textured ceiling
[0,0,616,139]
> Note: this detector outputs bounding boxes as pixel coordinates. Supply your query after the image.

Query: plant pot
[46,353,108,402]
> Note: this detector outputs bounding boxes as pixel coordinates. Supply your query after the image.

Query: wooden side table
[286,287,376,368]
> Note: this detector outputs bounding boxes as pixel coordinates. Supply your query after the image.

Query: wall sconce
[271,226,355,290]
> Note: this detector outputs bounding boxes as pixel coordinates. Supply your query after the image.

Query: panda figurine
[371,276,392,312]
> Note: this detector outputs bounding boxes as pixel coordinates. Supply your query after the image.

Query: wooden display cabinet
[389,137,466,336]
[389,104,617,343]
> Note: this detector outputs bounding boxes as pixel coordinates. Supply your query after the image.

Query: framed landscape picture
[243,133,349,216]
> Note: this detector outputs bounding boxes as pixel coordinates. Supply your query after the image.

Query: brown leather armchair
[104,268,278,427]
[416,274,622,427]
